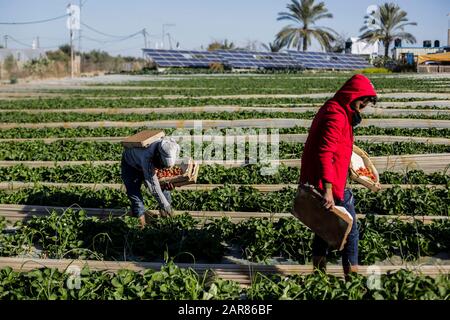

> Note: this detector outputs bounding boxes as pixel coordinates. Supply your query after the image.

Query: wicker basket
[349,145,381,192]
[158,158,199,187]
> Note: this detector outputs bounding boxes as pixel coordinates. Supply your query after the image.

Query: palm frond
[276,0,336,51]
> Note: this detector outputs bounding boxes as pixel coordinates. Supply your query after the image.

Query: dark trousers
[121,158,171,217]
[312,189,359,267]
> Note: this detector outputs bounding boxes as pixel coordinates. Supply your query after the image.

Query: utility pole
[68,4,74,78]
[67,3,80,78]
[79,0,82,74]
[142,28,148,58]
[162,24,175,49]
[143,28,148,48]
[447,13,450,47]
[70,29,74,78]
[4,35,7,48]
[167,33,173,50]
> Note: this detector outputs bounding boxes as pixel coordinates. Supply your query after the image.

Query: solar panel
[287,51,371,70]
[216,50,300,69]
[142,48,371,70]
[143,49,222,68]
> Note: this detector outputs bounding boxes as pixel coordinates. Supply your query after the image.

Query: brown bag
[291,184,353,251]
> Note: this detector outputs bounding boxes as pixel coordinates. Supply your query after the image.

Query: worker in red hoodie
[299,74,377,277]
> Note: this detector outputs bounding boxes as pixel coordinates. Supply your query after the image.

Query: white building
[348,38,381,56]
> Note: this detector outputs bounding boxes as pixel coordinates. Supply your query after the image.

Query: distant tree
[58,44,72,56]
[3,55,18,74]
[326,33,348,53]
[46,49,70,63]
[359,3,417,57]
[262,39,287,52]
[207,39,235,51]
[276,0,336,51]
[243,40,260,51]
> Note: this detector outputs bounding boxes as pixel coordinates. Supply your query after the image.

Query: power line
[81,22,130,38]
[6,35,32,48]
[0,13,69,25]
[108,45,144,53]
[81,30,142,44]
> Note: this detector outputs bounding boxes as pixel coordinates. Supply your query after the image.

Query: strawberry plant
[0,140,448,161]
[0,126,448,139]
[1,211,449,264]
[0,184,447,216]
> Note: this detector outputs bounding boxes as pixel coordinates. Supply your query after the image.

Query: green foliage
[357,67,391,74]
[0,140,447,161]
[0,126,448,139]
[0,265,446,300]
[247,271,449,300]
[1,213,449,283]
[0,184,447,216]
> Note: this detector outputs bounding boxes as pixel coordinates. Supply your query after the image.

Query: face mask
[352,111,362,127]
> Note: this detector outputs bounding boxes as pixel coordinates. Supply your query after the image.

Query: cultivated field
[0,72,449,300]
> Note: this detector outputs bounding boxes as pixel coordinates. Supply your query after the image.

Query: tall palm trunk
[384,41,390,57]
[303,25,308,51]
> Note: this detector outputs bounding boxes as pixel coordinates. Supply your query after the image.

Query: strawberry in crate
[355,167,376,182]
[155,166,183,179]
[349,145,381,192]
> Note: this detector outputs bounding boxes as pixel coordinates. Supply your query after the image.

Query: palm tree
[262,39,287,52]
[326,33,348,53]
[207,39,235,51]
[276,0,336,51]
[359,3,417,57]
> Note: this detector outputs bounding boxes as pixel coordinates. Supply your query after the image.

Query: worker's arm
[317,108,346,187]
[317,108,346,209]
[143,162,173,216]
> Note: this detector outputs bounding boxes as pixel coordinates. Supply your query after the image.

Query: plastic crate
[122,130,165,148]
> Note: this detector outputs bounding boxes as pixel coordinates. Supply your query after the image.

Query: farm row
[0,140,448,161]
[0,97,449,109]
[0,164,447,185]
[0,184,447,216]
[1,263,448,300]
[1,212,449,264]
[2,111,450,123]
[5,75,450,95]
[0,126,447,139]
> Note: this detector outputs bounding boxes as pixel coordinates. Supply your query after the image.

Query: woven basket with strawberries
[349,145,381,192]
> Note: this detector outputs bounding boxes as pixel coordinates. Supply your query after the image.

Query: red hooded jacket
[299,74,377,200]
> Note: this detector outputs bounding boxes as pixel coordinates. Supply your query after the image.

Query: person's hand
[322,188,335,210]
[159,209,173,217]
[162,182,175,191]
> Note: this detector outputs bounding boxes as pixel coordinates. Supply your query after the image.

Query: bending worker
[299,74,377,277]
[121,137,181,227]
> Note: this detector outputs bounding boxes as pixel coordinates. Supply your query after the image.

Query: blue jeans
[312,189,359,267]
[121,158,171,217]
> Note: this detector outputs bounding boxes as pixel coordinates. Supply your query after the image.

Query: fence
[417,65,450,73]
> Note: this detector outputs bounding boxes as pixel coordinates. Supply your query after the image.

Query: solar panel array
[287,51,371,70]
[143,49,222,68]
[217,50,300,69]
[142,49,371,70]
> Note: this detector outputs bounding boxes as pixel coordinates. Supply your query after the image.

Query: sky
[0,0,449,57]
